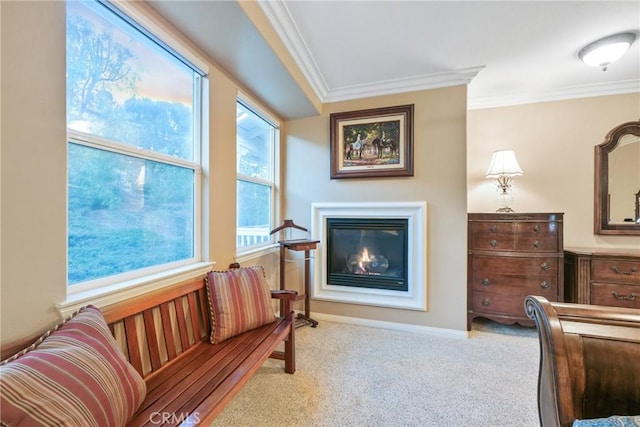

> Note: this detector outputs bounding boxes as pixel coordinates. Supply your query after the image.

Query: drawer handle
[482,299,491,307]
[489,225,497,233]
[481,278,490,287]
[533,240,541,248]
[540,262,550,271]
[533,225,541,233]
[489,239,498,247]
[611,266,638,276]
[540,281,550,290]
[611,291,637,301]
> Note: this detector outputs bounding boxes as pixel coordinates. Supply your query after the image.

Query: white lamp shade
[485,149,523,178]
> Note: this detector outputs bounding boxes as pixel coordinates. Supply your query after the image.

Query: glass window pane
[236,180,271,248]
[68,143,194,285]
[66,1,194,160]
[237,103,272,180]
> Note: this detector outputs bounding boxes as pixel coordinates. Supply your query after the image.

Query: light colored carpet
[213,319,540,427]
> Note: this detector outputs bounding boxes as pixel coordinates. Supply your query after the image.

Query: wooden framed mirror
[594,120,640,235]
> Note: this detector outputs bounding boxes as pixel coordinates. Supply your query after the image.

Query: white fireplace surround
[311,202,427,311]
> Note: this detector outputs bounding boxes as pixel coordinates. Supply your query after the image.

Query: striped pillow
[206,266,277,344]
[0,305,146,427]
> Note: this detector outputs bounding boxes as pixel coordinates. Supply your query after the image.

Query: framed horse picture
[329,104,414,179]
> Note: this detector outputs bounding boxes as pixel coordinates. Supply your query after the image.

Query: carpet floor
[212,319,540,427]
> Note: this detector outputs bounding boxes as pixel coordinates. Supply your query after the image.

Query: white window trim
[57,261,215,318]
[235,244,280,265]
[236,92,281,256]
[109,0,209,76]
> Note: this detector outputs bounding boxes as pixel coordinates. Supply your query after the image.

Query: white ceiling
[149,1,640,119]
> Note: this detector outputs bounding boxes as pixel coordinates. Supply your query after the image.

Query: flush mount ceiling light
[578,32,637,71]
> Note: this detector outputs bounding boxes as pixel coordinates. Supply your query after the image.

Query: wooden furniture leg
[296,248,318,327]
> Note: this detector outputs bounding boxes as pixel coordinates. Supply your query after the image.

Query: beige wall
[1,1,68,344]
[467,93,640,250]
[283,87,469,331]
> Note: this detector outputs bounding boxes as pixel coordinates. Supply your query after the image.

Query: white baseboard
[300,311,469,339]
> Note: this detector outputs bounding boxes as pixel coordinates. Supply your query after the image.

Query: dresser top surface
[468,212,564,221]
[564,246,640,257]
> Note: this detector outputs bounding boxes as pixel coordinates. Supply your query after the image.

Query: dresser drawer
[514,221,560,252]
[591,283,640,309]
[472,291,528,316]
[469,222,515,251]
[471,274,557,296]
[471,273,557,294]
[472,256,558,280]
[592,259,640,284]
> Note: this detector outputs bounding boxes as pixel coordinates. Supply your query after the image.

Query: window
[236,99,278,251]
[66,0,205,290]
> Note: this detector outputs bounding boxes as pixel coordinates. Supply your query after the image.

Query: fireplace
[326,218,408,291]
[311,202,427,311]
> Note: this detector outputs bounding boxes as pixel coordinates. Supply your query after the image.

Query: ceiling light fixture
[578,32,637,71]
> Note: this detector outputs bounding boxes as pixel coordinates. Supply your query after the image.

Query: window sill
[56,261,215,318]
[235,244,280,264]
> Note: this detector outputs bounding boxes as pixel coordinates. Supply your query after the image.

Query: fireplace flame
[361,247,370,262]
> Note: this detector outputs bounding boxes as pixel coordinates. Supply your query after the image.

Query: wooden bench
[524,295,640,427]
[1,276,298,426]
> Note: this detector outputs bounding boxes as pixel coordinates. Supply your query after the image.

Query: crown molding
[323,67,484,103]
[468,79,640,110]
[257,0,328,100]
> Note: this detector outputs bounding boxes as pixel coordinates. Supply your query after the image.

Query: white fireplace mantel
[311,202,427,311]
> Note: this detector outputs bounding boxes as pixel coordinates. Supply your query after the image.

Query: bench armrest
[270,290,298,321]
[270,290,299,301]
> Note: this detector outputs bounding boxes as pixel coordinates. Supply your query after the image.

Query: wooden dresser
[564,247,640,309]
[467,213,564,330]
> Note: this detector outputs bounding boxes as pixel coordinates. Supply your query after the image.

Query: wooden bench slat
[159,303,177,361]
[143,308,162,371]
[187,292,201,342]
[182,320,291,425]
[173,296,191,352]
[143,328,255,396]
[123,315,143,375]
[128,321,285,426]
[197,288,210,336]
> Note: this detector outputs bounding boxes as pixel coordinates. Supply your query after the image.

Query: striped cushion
[206,266,276,344]
[0,305,146,427]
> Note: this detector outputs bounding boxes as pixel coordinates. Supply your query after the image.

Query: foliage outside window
[66,0,204,288]
[236,100,278,251]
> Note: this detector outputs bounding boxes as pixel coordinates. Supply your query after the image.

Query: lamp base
[495,183,515,213]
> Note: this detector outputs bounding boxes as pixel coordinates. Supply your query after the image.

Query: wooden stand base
[295,313,318,328]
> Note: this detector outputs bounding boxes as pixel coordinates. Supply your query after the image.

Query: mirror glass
[608,134,640,224]
[595,120,640,235]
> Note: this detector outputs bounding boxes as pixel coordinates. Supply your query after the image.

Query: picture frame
[330,104,414,179]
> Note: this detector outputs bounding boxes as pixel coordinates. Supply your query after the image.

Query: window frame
[235,93,281,258]
[65,0,209,297]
